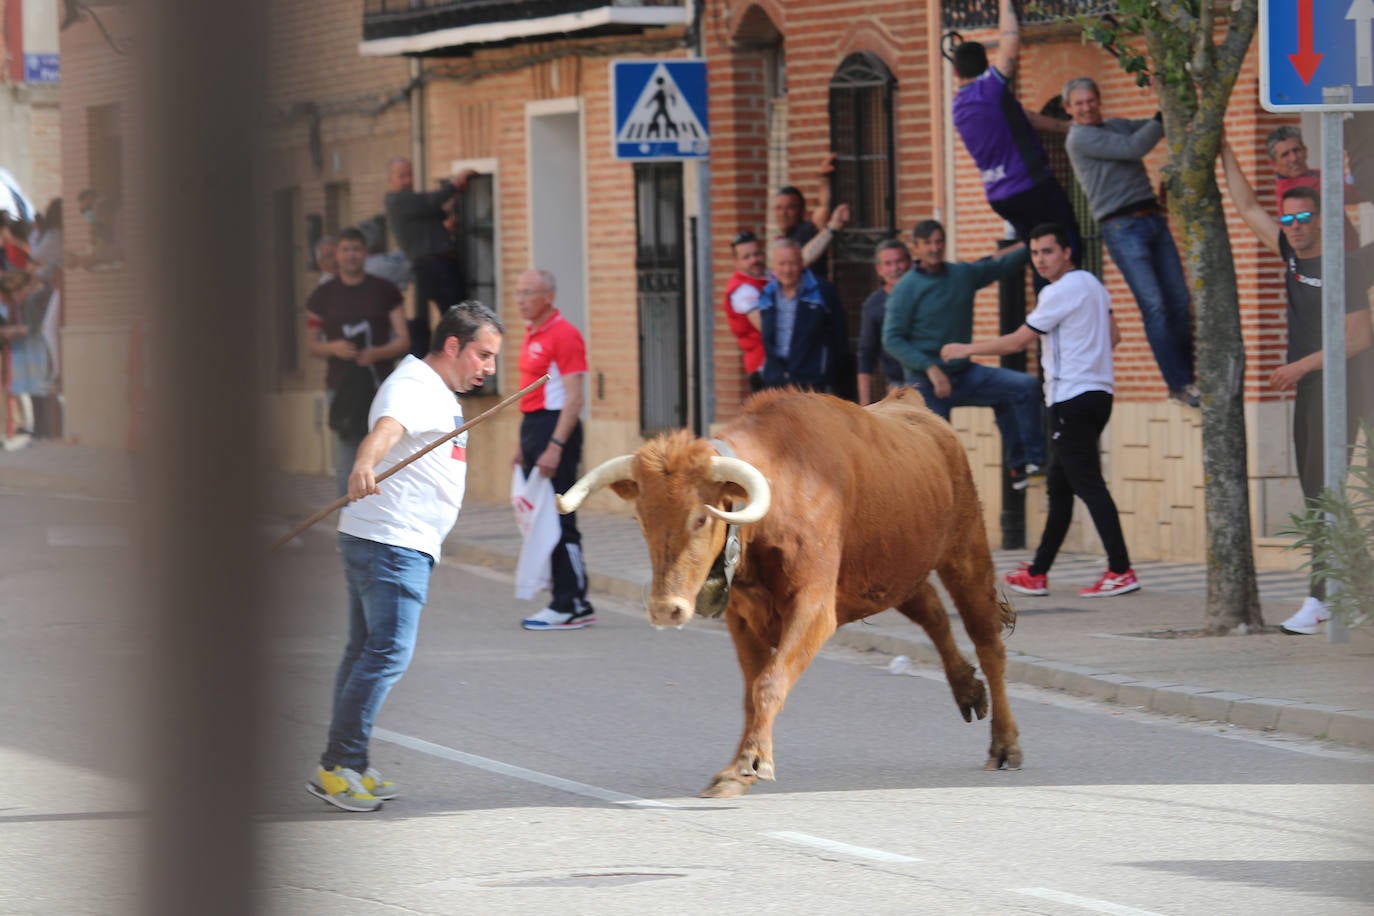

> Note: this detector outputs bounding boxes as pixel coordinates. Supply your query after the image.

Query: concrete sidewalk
[5,439,1372,750]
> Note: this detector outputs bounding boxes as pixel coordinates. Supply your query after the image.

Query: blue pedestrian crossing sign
[612,60,710,160]
[1261,0,1374,110]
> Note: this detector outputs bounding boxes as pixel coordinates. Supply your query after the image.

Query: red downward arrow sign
[1289,0,1323,84]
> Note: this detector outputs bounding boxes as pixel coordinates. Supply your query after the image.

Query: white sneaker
[1280,596,1330,635]
[521,605,597,630]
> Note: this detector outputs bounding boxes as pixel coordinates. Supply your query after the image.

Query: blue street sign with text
[23,53,59,85]
[612,60,710,160]
[1262,0,1374,110]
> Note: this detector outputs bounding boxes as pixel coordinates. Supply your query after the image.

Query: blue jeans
[1100,212,1196,392]
[322,533,434,772]
[911,362,1045,469]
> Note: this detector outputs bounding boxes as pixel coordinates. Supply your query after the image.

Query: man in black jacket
[384,157,471,357]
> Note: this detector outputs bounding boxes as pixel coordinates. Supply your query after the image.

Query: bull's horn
[706,456,771,525]
[556,454,636,514]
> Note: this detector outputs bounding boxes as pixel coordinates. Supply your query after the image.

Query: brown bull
[558,388,1021,797]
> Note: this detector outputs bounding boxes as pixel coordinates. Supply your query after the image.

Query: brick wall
[947,21,1294,406]
[259,0,412,392]
[57,7,142,446]
[254,0,411,470]
[703,0,943,419]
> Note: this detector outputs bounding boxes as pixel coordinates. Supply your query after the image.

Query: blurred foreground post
[139,0,269,912]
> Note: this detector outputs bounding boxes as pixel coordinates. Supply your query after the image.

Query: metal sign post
[611,58,714,432]
[1261,2,1368,641]
[1322,96,1351,644]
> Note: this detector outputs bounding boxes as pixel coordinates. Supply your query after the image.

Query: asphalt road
[2,489,1372,915]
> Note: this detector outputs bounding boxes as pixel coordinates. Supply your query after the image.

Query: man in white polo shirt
[943,222,1139,599]
[307,301,504,812]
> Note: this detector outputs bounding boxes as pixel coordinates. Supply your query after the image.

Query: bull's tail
[997,589,1017,637]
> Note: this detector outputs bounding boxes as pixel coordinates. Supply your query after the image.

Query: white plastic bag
[511,466,560,600]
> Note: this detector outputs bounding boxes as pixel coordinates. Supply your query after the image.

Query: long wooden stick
[270,374,548,551]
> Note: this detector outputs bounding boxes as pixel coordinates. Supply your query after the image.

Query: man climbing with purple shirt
[951,0,1082,290]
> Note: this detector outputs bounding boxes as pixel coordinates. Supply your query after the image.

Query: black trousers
[990,180,1083,292]
[519,410,587,612]
[1030,390,1131,576]
[408,253,466,358]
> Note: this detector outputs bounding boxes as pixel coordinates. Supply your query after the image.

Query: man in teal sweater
[883,219,1045,488]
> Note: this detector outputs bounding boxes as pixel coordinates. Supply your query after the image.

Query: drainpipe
[689,0,713,435]
[997,239,1027,551]
[409,57,426,185]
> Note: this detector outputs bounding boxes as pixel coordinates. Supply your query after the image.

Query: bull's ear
[609,480,640,502]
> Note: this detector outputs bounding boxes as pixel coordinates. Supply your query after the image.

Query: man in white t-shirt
[942,223,1139,599]
[307,301,504,812]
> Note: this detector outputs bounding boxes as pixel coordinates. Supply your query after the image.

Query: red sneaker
[1079,568,1141,598]
[1004,563,1048,596]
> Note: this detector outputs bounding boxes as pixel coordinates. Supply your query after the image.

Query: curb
[831,624,1374,750]
[452,540,1374,752]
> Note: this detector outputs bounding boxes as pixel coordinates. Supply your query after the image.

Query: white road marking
[372,727,679,809]
[1014,887,1165,915]
[45,526,129,547]
[0,486,132,504]
[763,831,920,863]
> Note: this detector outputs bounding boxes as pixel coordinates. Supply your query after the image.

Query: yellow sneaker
[361,767,399,800]
[307,766,382,812]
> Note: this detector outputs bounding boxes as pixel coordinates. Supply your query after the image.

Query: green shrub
[1282,424,1374,629]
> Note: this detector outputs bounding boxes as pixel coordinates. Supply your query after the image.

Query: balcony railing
[943,0,1118,32]
[362,0,688,50]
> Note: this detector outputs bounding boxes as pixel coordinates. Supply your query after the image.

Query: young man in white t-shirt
[307,301,504,812]
[942,223,1140,598]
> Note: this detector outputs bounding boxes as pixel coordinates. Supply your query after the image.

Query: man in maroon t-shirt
[305,227,409,495]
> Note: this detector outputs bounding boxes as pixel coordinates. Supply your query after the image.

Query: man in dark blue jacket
[758,238,848,392]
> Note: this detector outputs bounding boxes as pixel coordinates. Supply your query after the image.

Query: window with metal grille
[456,171,499,394]
[1036,97,1103,278]
[633,162,687,434]
[828,52,897,400]
[458,173,497,315]
[273,187,301,377]
[943,0,1118,31]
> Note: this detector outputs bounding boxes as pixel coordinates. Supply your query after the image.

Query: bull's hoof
[983,742,1023,771]
[958,678,989,723]
[699,775,753,798]
[756,760,776,781]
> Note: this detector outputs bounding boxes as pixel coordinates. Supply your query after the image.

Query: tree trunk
[1171,173,1264,632]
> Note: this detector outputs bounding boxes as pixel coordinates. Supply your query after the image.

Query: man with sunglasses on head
[1221,140,1374,636]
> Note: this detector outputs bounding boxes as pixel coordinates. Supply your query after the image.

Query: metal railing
[363,0,682,18]
[363,0,686,42]
[943,0,1118,31]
